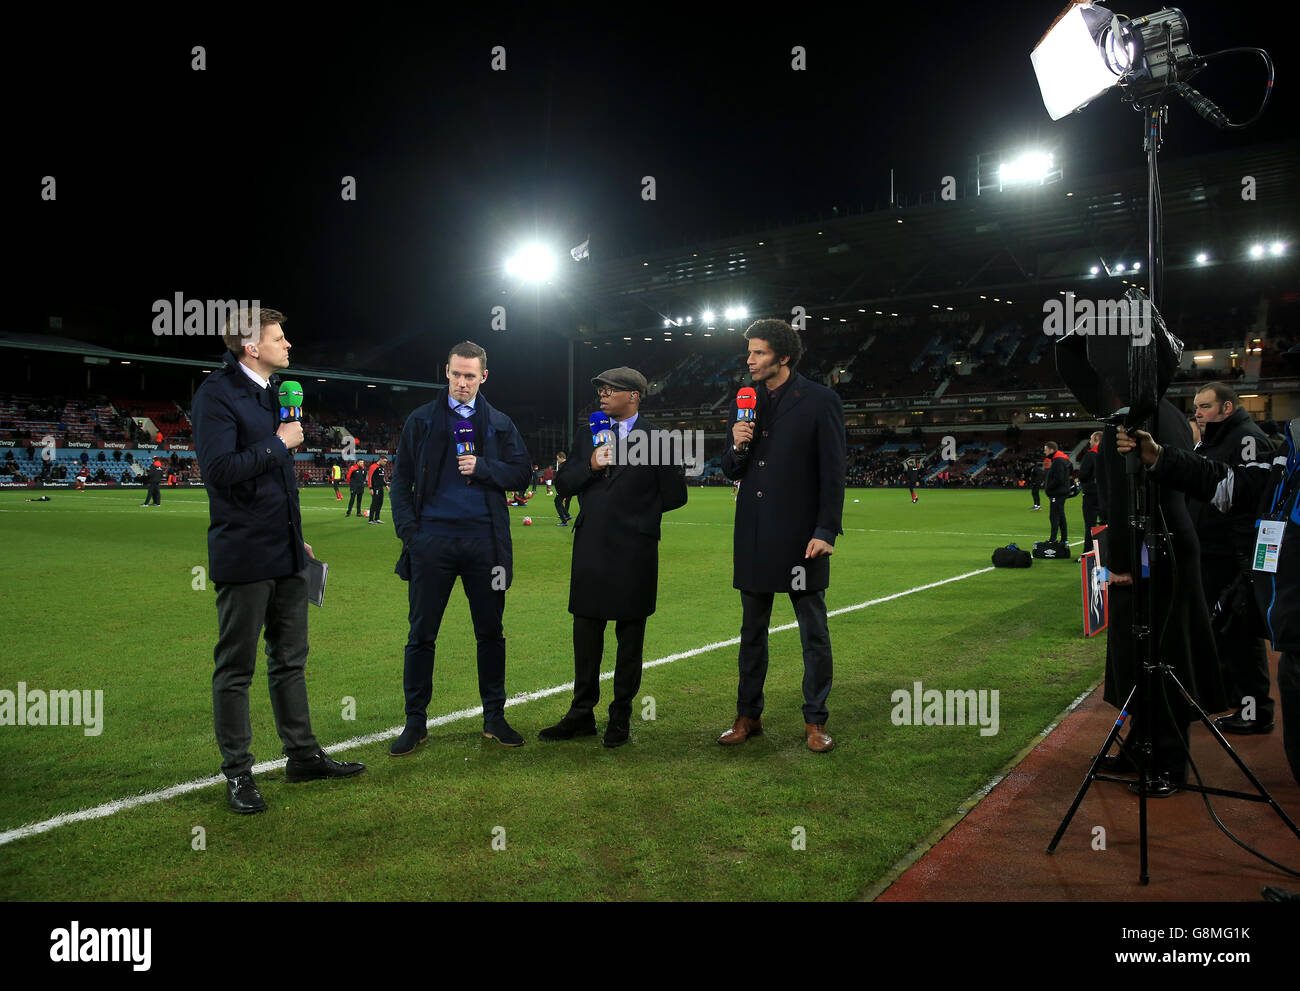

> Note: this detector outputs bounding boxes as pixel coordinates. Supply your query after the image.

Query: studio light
[1032,4,1197,120]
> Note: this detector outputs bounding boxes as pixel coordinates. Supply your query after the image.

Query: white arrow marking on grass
[0,562,1047,847]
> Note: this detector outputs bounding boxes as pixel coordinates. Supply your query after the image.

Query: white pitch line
[0,561,1034,847]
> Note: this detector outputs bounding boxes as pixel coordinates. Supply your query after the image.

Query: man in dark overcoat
[718,320,846,752]
[539,367,688,747]
[193,306,365,814]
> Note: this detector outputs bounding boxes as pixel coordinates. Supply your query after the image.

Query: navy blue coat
[721,372,846,593]
[389,394,532,588]
[192,351,306,583]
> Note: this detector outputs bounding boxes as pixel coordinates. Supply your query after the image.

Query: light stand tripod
[1048,93,1300,883]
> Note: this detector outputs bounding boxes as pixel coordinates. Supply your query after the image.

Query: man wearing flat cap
[540,367,688,747]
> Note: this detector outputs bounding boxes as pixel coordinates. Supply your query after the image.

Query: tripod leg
[1165,671,1300,839]
[1047,688,1137,853]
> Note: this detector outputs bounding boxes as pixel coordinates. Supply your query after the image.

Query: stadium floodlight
[504,244,556,281]
[1115,262,1126,272]
[1090,266,1100,275]
[1195,252,1208,264]
[1031,4,1197,120]
[1132,261,1142,270]
[998,152,1056,185]
[1270,241,1287,256]
[701,309,715,324]
[1250,244,1265,258]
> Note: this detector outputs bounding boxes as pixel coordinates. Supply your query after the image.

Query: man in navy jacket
[719,320,846,753]
[193,307,364,814]
[388,341,532,754]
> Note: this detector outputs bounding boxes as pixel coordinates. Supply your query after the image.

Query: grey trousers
[213,569,320,777]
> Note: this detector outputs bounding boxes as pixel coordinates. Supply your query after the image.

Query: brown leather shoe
[718,716,763,745]
[805,723,834,752]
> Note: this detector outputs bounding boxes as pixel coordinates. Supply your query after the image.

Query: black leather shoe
[1215,713,1275,735]
[602,718,630,748]
[1129,774,1180,798]
[1098,750,1137,774]
[389,723,428,756]
[227,774,266,814]
[538,716,598,741]
[483,717,525,747]
[285,749,366,782]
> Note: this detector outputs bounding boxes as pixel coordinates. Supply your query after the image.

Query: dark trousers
[346,489,364,514]
[1082,490,1099,553]
[737,589,833,724]
[145,483,161,505]
[1280,652,1300,787]
[403,533,506,724]
[212,569,319,777]
[1200,554,1273,721]
[1049,495,1068,542]
[369,489,384,520]
[555,493,572,522]
[332,481,340,495]
[567,614,646,723]
[1031,486,1040,507]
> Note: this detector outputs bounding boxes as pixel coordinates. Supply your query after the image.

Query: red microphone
[735,387,757,453]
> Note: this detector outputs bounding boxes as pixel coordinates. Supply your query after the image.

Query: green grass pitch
[0,484,1103,900]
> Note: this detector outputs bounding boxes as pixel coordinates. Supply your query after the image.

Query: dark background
[15,3,1291,408]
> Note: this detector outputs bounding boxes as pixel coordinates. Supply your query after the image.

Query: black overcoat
[720,372,846,593]
[192,351,306,583]
[1098,399,1228,716]
[556,415,688,620]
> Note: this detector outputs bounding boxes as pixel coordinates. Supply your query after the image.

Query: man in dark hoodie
[1078,430,1102,554]
[1043,441,1072,545]
[388,341,532,754]
[1190,382,1275,734]
[192,306,364,815]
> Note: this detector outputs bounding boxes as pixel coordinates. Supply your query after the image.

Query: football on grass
[522,516,532,526]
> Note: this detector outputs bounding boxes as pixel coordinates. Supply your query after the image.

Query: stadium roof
[0,331,445,391]
[561,140,1300,340]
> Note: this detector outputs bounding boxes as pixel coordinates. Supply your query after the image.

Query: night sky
[18,3,1292,401]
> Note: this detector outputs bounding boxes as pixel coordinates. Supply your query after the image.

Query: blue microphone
[454,419,475,485]
[588,411,613,448]
[454,419,475,456]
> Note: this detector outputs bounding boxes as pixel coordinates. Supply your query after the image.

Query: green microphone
[278,380,304,422]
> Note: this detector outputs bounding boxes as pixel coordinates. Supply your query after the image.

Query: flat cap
[591,366,648,396]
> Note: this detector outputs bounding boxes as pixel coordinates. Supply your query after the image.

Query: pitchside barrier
[1081,524,1109,637]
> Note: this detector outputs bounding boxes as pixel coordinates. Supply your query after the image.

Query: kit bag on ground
[992,543,1033,568]
[1032,540,1071,560]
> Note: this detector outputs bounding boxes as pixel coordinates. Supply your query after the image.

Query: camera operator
[1097,400,1227,796]
[1189,383,1275,736]
[1118,416,1300,787]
